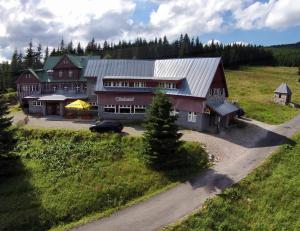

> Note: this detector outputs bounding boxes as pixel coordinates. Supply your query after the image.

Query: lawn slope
[0,129,207,231]
[226,66,300,124]
[165,133,300,231]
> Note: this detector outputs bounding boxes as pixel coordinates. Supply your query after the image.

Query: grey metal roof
[207,101,239,116]
[274,83,292,95]
[89,57,221,98]
[85,59,154,77]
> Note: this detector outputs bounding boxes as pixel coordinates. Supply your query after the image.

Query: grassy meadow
[225,66,300,124]
[0,129,207,231]
[164,133,300,231]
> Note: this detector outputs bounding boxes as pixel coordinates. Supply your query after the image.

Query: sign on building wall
[115,97,135,102]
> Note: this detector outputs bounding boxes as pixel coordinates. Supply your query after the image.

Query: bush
[176,142,208,170]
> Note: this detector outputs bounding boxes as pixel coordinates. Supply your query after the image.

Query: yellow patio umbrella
[65,99,91,110]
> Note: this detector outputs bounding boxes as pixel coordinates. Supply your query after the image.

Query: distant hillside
[266,42,300,66]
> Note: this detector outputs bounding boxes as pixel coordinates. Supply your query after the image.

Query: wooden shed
[274,83,292,105]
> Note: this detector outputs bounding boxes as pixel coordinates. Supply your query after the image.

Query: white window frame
[104,105,116,113]
[159,82,176,89]
[118,105,131,114]
[134,82,146,88]
[188,112,197,122]
[104,81,112,87]
[75,85,81,93]
[134,105,146,114]
[59,71,63,77]
[64,86,68,92]
[121,81,129,87]
[32,101,42,107]
[63,59,69,64]
[170,109,179,116]
[68,70,73,78]
[53,86,57,92]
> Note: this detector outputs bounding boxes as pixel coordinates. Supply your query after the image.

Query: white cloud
[0,0,300,61]
[234,0,300,30]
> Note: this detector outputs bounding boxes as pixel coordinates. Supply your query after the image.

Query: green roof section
[43,56,61,70]
[28,55,100,83]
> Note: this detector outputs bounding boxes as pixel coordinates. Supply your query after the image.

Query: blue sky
[0,0,300,61]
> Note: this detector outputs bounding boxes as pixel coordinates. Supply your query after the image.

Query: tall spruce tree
[24,41,34,68]
[143,93,182,169]
[0,96,13,156]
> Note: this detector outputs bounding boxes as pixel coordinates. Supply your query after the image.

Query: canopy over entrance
[207,101,239,116]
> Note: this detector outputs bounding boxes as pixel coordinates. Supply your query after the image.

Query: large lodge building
[16,55,239,131]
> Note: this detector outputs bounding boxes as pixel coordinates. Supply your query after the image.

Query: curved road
[72,115,300,231]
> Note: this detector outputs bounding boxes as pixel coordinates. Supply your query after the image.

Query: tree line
[1,33,299,93]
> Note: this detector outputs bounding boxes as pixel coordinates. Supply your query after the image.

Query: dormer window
[68,70,73,78]
[159,82,176,89]
[59,71,63,77]
[134,82,146,88]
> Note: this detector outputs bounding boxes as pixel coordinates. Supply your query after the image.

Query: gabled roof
[90,57,222,98]
[274,83,292,95]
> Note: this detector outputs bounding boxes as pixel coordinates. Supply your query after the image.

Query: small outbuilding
[274,83,292,105]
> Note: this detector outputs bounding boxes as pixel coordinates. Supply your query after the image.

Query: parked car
[89,120,123,133]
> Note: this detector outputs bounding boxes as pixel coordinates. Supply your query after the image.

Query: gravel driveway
[11,110,300,231]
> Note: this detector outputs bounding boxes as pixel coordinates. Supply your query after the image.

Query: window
[64,86,68,92]
[113,82,119,87]
[32,101,41,107]
[68,70,73,78]
[213,88,218,95]
[63,59,69,64]
[90,102,98,111]
[159,82,176,89]
[279,93,282,98]
[134,82,146,88]
[53,86,57,92]
[209,89,213,96]
[30,85,38,92]
[119,105,131,113]
[134,105,146,114]
[104,81,112,87]
[76,85,81,93]
[59,71,63,77]
[122,82,129,87]
[104,105,116,113]
[188,112,197,122]
[170,109,179,116]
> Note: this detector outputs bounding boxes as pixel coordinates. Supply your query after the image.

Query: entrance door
[46,103,60,115]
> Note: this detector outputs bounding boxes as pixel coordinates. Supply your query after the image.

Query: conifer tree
[0,96,13,156]
[24,41,34,68]
[143,93,182,169]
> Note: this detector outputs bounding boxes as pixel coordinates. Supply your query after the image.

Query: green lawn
[164,133,300,231]
[0,129,207,231]
[225,66,300,124]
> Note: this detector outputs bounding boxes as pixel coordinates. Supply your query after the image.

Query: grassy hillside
[0,129,208,231]
[164,133,300,231]
[225,66,300,124]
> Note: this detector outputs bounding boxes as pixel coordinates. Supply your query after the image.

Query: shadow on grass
[0,155,53,231]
